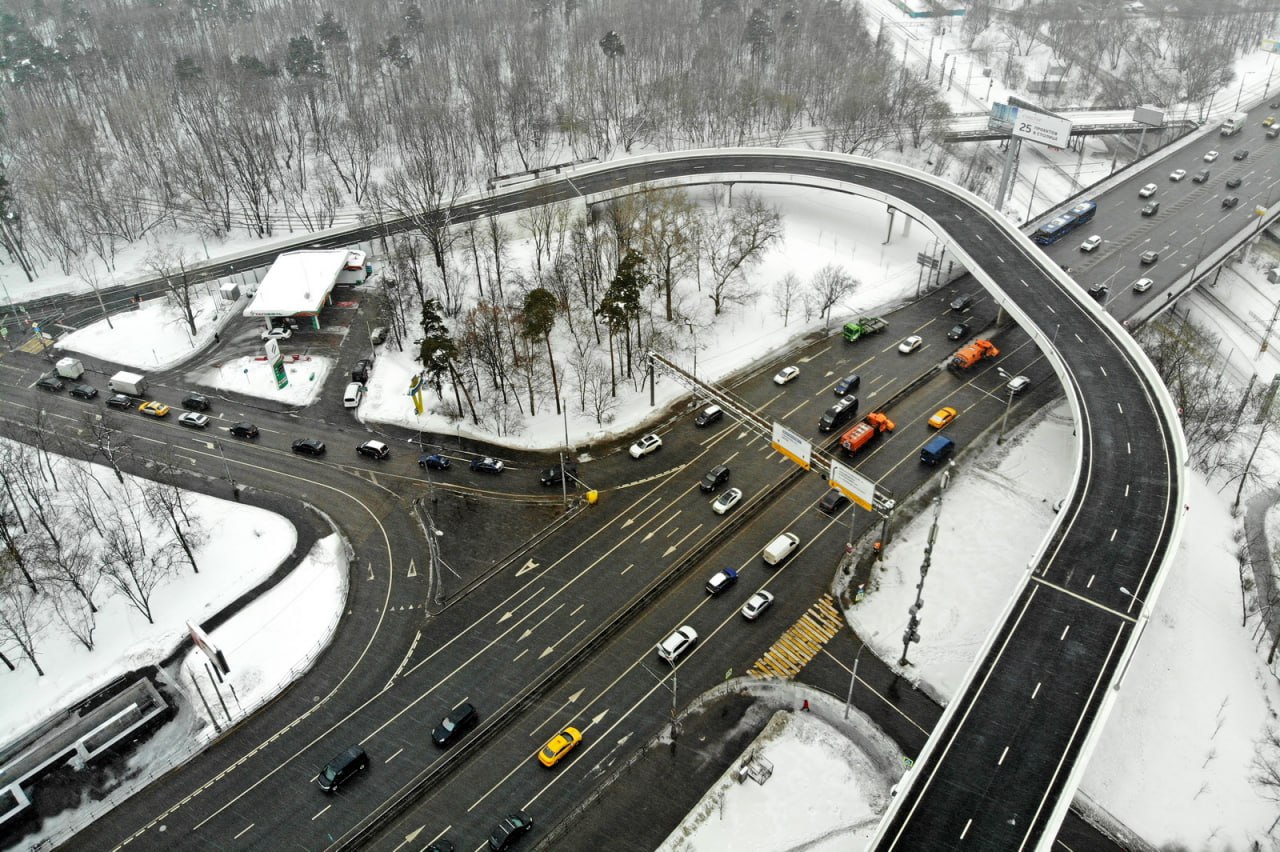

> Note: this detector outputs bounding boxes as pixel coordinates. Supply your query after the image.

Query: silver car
[712,487,743,515]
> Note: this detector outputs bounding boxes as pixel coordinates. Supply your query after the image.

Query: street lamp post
[1235,72,1255,111]
[845,641,866,720]
[996,368,1016,445]
[899,467,952,667]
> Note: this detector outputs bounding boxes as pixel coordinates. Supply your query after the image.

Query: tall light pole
[899,465,952,667]
[996,368,1016,445]
[845,641,866,720]
[1235,72,1255,111]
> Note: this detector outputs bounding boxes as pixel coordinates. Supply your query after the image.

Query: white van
[762,532,800,566]
[343,382,364,408]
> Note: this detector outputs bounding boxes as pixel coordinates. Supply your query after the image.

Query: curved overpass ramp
[511,150,1184,848]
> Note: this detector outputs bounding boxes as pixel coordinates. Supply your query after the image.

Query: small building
[242,249,365,330]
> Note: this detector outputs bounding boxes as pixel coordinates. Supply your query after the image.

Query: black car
[693,404,723,427]
[1222,196,1239,209]
[949,294,973,312]
[699,464,731,493]
[356,440,390,460]
[106,394,133,410]
[833,374,861,395]
[539,463,577,486]
[1226,177,1243,189]
[230,422,260,439]
[488,811,533,851]
[292,438,326,456]
[419,453,451,471]
[1087,284,1109,302]
[1192,169,1210,183]
[1233,149,1248,160]
[181,393,211,411]
[36,376,64,392]
[425,842,456,852]
[432,702,478,747]
[946,322,970,341]
[470,456,504,474]
[1141,201,1160,217]
[819,488,850,514]
[351,359,371,383]
[69,384,98,400]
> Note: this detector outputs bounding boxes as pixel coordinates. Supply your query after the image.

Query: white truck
[1220,111,1248,136]
[55,357,84,379]
[108,371,147,396]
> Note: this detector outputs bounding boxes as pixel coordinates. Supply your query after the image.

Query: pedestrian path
[748,594,846,679]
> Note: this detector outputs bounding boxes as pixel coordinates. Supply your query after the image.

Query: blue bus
[1032,199,1096,245]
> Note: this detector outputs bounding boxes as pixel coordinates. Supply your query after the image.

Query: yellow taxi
[537,726,583,767]
[1264,116,1276,127]
[138,401,171,418]
[927,406,957,429]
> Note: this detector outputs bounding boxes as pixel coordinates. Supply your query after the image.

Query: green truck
[842,317,887,342]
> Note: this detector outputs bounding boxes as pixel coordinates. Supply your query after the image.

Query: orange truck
[949,339,999,370]
[839,412,895,455]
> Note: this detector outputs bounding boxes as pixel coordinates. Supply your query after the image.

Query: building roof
[243,250,348,317]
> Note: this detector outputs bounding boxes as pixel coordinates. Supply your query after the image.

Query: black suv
[432,702,478,748]
[106,394,133,410]
[230,422,259,439]
[539,463,577,487]
[182,393,211,411]
[69,384,98,400]
[352,359,371,383]
[693,405,723,427]
[700,464,731,493]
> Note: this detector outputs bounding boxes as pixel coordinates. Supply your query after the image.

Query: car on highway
[772,365,800,385]
[230,422,259,439]
[292,438,326,456]
[317,746,368,794]
[106,394,133,410]
[1088,284,1109,302]
[178,411,210,429]
[1079,235,1102,252]
[1138,182,1157,197]
[1168,168,1186,181]
[741,590,775,621]
[693,404,723,427]
[1272,101,1280,109]
[181,393,211,411]
[818,488,849,514]
[432,702,478,747]
[36,376,65,392]
[537,727,582,768]
[1226,177,1243,189]
[629,433,662,458]
[657,625,698,663]
[1223,196,1239,209]
[69,384,98,400]
[1133,277,1154,293]
[928,406,958,429]
[470,456,504,474]
[424,842,456,852]
[833,374,861,395]
[1141,201,1160,217]
[1264,115,1276,127]
[712,487,743,515]
[419,453,451,471]
[1234,149,1248,160]
[260,326,292,341]
[488,811,533,851]
[356,440,390,460]
[1192,169,1210,183]
[949,294,973,312]
[946,322,970,341]
[539,462,577,486]
[1140,250,1160,265]
[1006,376,1031,395]
[898,335,923,354]
[1203,150,1219,162]
[138,401,170,418]
[705,568,739,596]
[700,464,731,493]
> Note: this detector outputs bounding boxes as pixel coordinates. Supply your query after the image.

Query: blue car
[419,453,451,471]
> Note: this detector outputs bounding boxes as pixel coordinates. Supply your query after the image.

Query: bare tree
[143,477,207,575]
[143,242,203,339]
[773,271,802,326]
[99,496,170,626]
[0,571,49,676]
[808,264,858,330]
[698,190,782,316]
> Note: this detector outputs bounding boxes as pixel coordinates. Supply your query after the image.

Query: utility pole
[900,466,952,667]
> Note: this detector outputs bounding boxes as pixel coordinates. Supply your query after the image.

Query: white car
[628,433,662,459]
[1007,375,1031,395]
[1203,150,1219,162]
[177,411,210,429]
[773,365,800,385]
[657,625,698,663]
[741,590,775,621]
[261,326,292,341]
[1138,183,1157,198]
[898,335,923,354]
[1133,277,1154,293]
[1079,235,1102,252]
[712,487,743,515]
[1169,168,1186,181]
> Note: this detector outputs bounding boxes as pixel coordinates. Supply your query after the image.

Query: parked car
[35,376,65,392]
[712,487,743,515]
[1132,278,1154,293]
[432,702,478,747]
[629,433,662,459]
[1138,182,1157,197]
[1168,168,1186,181]
[230,422,260,439]
[181,393,211,411]
[1140,250,1160,265]
[1203,150,1219,162]
[705,568,739,596]
[898,335,923,354]
[1079,235,1102,252]
[138,401,170,418]
[946,322,970,341]
[927,406,958,428]
[356,440,390,460]
[1007,375,1031,394]
[741,590,775,621]
[470,456,505,474]
[69,384,98,400]
[292,438,326,456]
[419,453,451,471]
[772,365,800,385]
[693,404,723,427]
[261,326,292,341]
[106,394,134,410]
[818,488,849,514]
[178,411,210,429]
[488,811,533,851]
[537,727,583,768]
